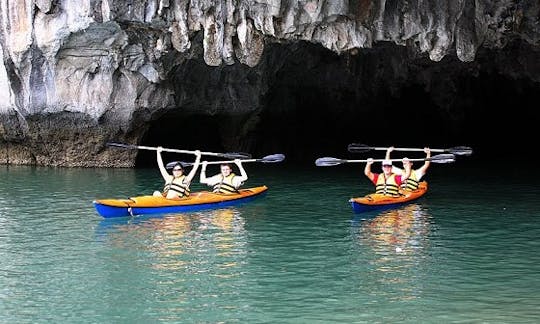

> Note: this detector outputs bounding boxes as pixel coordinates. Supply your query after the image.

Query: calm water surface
[0,162,539,323]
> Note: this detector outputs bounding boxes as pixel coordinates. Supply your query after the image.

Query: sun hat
[382,159,392,166]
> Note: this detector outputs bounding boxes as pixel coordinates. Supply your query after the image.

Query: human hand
[202,161,208,169]
[388,146,395,152]
[234,159,242,167]
[157,146,163,153]
[194,150,201,159]
[367,158,374,165]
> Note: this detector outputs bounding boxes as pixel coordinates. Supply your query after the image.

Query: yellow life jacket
[402,170,420,191]
[213,173,240,194]
[164,175,190,197]
[375,173,401,197]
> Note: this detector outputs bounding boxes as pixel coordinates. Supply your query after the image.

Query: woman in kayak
[200,159,248,194]
[364,158,411,197]
[153,147,202,199]
[385,146,431,191]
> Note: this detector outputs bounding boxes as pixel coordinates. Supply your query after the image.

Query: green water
[1,163,539,323]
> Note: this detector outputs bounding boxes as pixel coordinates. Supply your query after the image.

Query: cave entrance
[135,111,229,168]
[137,41,539,168]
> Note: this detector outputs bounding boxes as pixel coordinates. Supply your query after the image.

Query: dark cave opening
[136,42,539,168]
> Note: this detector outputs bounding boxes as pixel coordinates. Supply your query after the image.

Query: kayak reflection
[95,208,247,271]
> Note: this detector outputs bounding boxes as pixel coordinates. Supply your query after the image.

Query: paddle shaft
[363,146,445,153]
[175,154,285,167]
[315,153,455,166]
[348,144,473,156]
[107,142,247,158]
[183,159,260,166]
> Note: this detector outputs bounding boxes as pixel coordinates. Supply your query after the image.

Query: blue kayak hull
[93,186,268,218]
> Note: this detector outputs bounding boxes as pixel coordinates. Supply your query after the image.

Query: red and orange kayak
[93,186,268,218]
[349,181,428,213]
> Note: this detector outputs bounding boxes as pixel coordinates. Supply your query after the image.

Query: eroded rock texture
[0,0,539,166]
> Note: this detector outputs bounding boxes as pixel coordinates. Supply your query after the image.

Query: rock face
[0,0,539,166]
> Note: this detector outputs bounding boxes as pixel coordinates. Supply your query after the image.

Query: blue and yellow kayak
[93,185,268,218]
[349,182,428,213]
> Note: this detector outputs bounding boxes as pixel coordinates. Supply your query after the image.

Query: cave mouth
[137,42,540,168]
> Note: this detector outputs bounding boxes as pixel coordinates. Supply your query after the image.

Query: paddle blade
[428,154,456,163]
[223,152,252,159]
[106,142,137,149]
[165,161,192,169]
[347,143,371,153]
[448,146,473,156]
[261,154,286,163]
[315,157,346,166]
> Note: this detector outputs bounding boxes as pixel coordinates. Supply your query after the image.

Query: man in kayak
[153,147,202,199]
[200,159,248,194]
[385,146,431,191]
[364,158,411,197]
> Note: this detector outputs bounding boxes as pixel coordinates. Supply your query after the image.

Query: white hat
[382,159,392,166]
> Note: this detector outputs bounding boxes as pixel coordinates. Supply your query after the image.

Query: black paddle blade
[315,157,345,166]
[106,142,137,149]
[261,154,285,163]
[224,152,252,159]
[347,143,371,153]
[428,154,456,163]
[165,161,192,169]
[448,146,473,156]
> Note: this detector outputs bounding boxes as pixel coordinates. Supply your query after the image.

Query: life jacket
[375,173,401,197]
[163,175,190,197]
[213,173,240,194]
[402,170,420,191]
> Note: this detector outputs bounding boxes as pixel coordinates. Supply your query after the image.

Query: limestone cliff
[0,0,539,166]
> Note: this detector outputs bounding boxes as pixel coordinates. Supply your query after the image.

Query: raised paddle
[347,143,473,156]
[166,154,285,168]
[106,142,252,159]
[315,153,456,167]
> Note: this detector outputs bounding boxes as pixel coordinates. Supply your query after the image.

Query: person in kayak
[385,146,431,191]
[200,159,248,194]
[364,158,411,197]
[153,147,202,199]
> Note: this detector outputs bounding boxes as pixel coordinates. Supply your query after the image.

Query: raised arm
[156,147,171,181]
[234,159,248,184]
[199,161,210,184]
[416,147,431,177]
[364,158,375,182]
[385,146,394,160]
[185,150,202,183]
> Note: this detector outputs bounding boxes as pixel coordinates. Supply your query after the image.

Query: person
[364,158,411,197]
[200,159,248,194]
[153,147,201,199]
[385,146,431,191]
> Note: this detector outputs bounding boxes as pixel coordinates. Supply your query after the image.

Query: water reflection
[96,208,247,273]
[351,204,433,301]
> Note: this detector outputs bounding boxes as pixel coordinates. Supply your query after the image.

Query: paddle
[166,154,285,168]
[106,142,252,159]
[347,143,473,156]
[315,153,456,167]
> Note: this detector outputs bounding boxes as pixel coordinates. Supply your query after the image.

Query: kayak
[93,185,268,218]
[349,181,428,213]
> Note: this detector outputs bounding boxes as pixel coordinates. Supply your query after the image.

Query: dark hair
[172,162,184,170]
